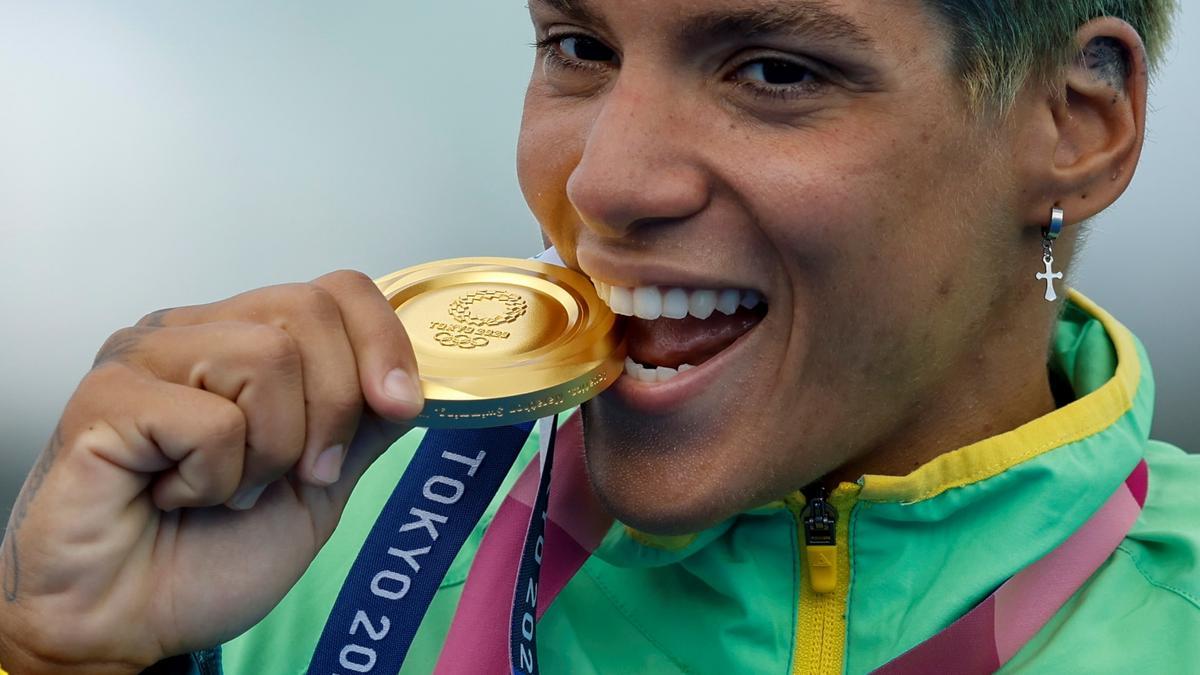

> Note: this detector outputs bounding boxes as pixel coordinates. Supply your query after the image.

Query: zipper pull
[801,487,839,594]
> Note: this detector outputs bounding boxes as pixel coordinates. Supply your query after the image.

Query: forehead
[529,0,939,50]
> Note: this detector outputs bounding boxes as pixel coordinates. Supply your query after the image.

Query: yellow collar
[859,290,1142,503]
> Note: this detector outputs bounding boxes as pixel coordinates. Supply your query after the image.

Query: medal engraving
[434,332,491,350]
[448,289,529,326]
[430,289,528,350]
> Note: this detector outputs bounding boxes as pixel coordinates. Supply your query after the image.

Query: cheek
[516,99,587,255]
[740,118,997,384]
[749,113,987,290]
[515,116,556,221]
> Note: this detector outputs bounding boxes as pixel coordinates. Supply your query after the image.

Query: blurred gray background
[1,2,1196,514]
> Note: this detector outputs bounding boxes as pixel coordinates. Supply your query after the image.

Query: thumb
[311,270,425,422]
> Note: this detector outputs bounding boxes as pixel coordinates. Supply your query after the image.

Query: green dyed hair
[923,0,1178,110]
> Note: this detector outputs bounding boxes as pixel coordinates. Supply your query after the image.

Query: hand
[0,270,423,674]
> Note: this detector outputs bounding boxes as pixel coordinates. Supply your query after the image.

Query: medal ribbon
[870,458,1149,674]
[439,438,1148,675]
[507,417,556,674]
[305,422,538,675]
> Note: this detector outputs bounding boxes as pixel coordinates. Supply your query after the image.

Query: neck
[823,306,1063,489]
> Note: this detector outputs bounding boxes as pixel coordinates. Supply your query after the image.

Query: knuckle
[325,384,365,420]
[286,282,341,320]
[208,401,248,446]
[243,323,300,366]
[72,364,142,423]
[250,440,301,477]
[135,306,174,328]
[92,327,147,367]
[79,361,134,396]
[311,383,365,433]
[326,268,375,291]
[184,471,238,507]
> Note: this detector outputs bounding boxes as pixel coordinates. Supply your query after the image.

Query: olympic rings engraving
[434,332,491,350]
[448,290,528,327]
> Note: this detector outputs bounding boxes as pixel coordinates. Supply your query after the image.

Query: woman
[1,1,1193,673]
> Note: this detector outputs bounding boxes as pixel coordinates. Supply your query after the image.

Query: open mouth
[593,282,768,383]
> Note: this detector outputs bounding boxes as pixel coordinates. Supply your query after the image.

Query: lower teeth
[624,357,696,383]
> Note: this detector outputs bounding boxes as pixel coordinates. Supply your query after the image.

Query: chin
[587,470,735,537]
[579,401,767,536]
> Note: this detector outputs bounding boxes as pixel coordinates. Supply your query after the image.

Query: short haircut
[923,0,1179,111]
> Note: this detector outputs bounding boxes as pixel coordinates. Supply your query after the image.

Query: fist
[0,270,425,673]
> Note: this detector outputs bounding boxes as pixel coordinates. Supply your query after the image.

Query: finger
[146,284,367,488]
[262,284,364,487]
[327,411,415,506]
[150,396,246,512]
[311,270,424,422]
[119,322,308,507]
[70,363,248,513]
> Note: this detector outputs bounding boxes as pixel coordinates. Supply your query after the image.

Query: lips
[593,282,768,383]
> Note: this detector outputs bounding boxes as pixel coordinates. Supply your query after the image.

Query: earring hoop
[1044,207,1064,241]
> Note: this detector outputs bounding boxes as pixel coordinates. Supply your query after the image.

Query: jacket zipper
[786,484,859,675]
[802,488,839,594]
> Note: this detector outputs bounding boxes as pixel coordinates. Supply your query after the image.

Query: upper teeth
[592,282,763,320]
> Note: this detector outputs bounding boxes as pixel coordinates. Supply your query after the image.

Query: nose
[566,75,710,238]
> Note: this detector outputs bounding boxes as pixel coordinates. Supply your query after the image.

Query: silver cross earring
[1036,207,1065,302]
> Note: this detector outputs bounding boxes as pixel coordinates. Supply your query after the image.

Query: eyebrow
[530,0,876,51]
[530,0,605,27]
[683,3,876,51]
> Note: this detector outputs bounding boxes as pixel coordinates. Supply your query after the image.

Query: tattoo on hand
[140,307,173,329]
[93,329,143,367]
[1083,37,1130,94]
[91,307,173,368]
[3,424,64,602]
[7,307,174,600]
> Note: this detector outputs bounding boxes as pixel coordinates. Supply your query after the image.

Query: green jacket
[217,292,1199,674]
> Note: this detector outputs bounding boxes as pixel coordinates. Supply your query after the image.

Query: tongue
[626,306,764,369]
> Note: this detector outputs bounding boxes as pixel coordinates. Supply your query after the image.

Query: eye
[533,32,617,95]
[558,35,617,63]
[727,54,832,103]
[733,58,818,86]
[536,33,618,71]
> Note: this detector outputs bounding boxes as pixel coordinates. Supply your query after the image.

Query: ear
[1017,18,1148,227]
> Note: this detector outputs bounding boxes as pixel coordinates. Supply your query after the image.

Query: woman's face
[517,0,1041,534]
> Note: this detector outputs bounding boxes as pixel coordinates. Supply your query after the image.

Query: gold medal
[375,257,624,428]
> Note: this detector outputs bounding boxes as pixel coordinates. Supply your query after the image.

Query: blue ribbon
[509,418,557,675]
[307,422,535,674]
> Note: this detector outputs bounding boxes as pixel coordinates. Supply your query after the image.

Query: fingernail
[384,368,422,408]
[313,444,345,485]
[229,485,267,511]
